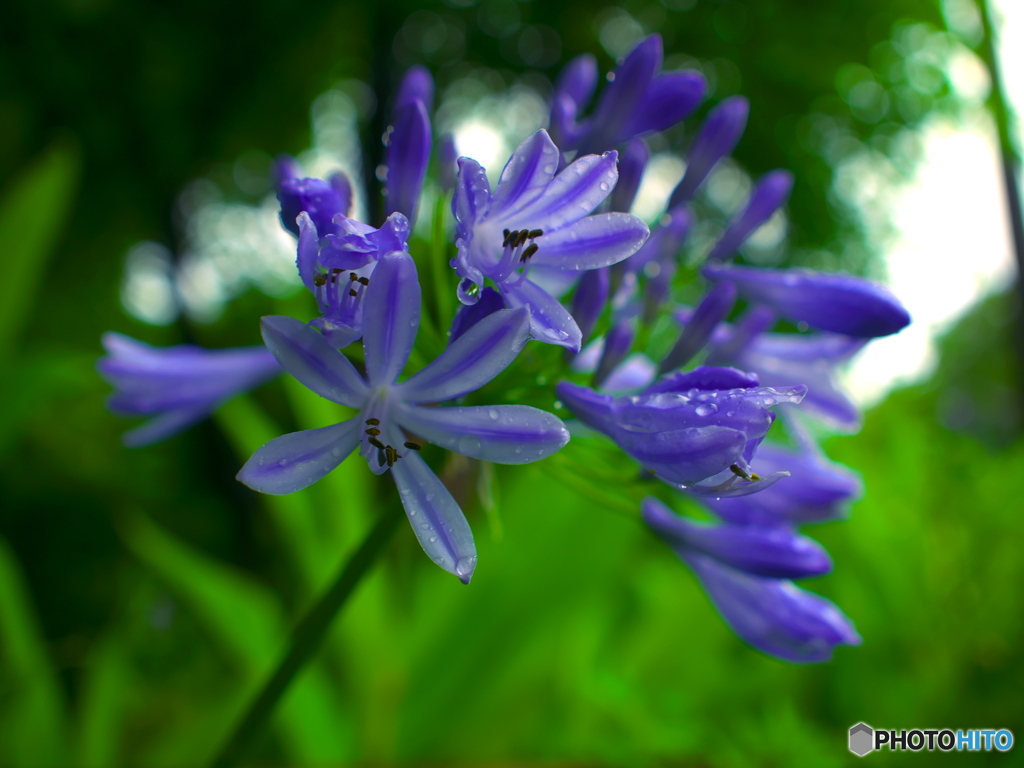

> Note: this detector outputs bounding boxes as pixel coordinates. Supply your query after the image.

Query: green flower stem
[431,191,455,333]
[208,504,404,768]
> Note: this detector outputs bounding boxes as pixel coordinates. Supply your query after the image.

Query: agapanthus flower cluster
[99,35,909,662]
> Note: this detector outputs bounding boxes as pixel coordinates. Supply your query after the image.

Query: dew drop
[695,403,718,416]
[457,435,482,454]
[488,408,499,420]
[599,181,610,192]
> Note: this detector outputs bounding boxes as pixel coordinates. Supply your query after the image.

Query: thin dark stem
[208,505,403,768]
[977,0,1024,349]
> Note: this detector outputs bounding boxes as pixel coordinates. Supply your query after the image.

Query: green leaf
[73,630,130,768]
[0,141,80,362]
[0,537,68,767]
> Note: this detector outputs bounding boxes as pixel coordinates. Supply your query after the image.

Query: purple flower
[274,155,353,238]
[451,129,649,351]
[703,264,911,338]
[99,334,281,447]
[707,170,794,262]
[295,209,410,348]
[643,498,859,663]
[550,35,706,154]
[237,251,570,583]
[556,366,805,496]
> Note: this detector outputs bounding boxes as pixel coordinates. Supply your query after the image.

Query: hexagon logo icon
[849,722,874,757]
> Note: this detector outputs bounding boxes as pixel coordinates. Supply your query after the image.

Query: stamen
[349,272,358,281]
[403,441,422,450]
[349,289,358,297]
[358,276,369,286]
[528,229,543,239]
[729,464,761,482]
[520,243,539,262]
[384,445,403,467]
[313,273,327,287]
[365,427,381,436]
[503,228,511,241]
[368,437,385,450]
[515,229,530,247]
[365,418,380,425]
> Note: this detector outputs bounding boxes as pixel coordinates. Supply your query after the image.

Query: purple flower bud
[448,286,505,343]
[570,267,610,345]
[555,53,599,113]
[385,99,431,227]
[682,551,860,663]
[438,133,459,193]
[594,318,635,388]
[669,96,749,207]
[610,139,649,213]
[708,170,794,261]
[643,498,833,579]
[660,281,737,373]
[275,156,353,238]
[395,65,434,112]
[703,265,912,338]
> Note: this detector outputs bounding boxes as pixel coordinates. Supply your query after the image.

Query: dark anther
[384,445,403,467]
[313,273,327,287]
[729,464,761,482]
[332,268,343,274]
[368,437,385,450]
[349,272,358,280]
[528,229,543,239]
[515,229,530,247]
[358,276,369,286]
[365,418,380,425]
[365,427,381,436]
[503,228,511,240]
[520,243,539,262]
[403,441,422,450]
[349,289,358,297]
[502,229,518,247]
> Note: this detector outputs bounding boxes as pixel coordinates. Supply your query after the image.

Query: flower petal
[237,419,360,495]
[529,213,650,271]
[626,70,706,138]
[399,308,530,403]
[396,403,569,464]
[660,282,737,372]
[570,267,610,344]
[501,278,582,351]
[452,157,491,239]
[703,265,911,338]
[643,497,832,579]
[554,53,598,113]
[395,65,434,111]
[390,449,477,583]
[122,406,209,448]
[582,34,662,153]
[362,251,420,386]
[504,151,619,233]
[490,130,561,219]
[296,212,320,290]
[260,315,368,406]
[682,552,861,663]
[708,170,794,261]
[610,139,649,213]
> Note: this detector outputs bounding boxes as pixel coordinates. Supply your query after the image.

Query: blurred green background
[1,0,1023,765]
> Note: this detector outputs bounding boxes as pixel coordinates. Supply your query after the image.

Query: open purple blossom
[237,251,570,583]
[557,366,805,497]
[275,156,353,238]
[644,499,860,663]
[451,129,649,351]
[99,333,281,447]
[550,35,706,155]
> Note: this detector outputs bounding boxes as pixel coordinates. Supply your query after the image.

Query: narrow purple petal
[610,140,649,213]
[570,267,610,344]
[554,380,619,435]
[594,319,635,388]
[395,65,434,111]
[626,71,706,138]
[501,278,582,351]
[530,213,649,271]
[277,171,352,238]
[659,282,737,372]
[452,157,491,239]
[644,365,759,394]
[260,316,368,406]
[390,449,477,583]
[627,206,690,274]
[236,420,360,495]
[682,552,861,663]
[296,212,319,290]
[643,498,832,579]
[438,133,459,193]
[362,251,420,386]
[396,403,569,464]
[505,150,619,233]
[490,130,561,219]
[669,96,749,207]
[549,92,588,150]
[708,170,794,261]
[703,265,911,338]
[122,407,209,448]
[385,100,431,226]
[601,353,657,394]
[399,308,530,403]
